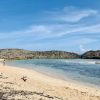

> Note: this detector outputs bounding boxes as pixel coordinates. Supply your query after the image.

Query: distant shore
[0,49,100,60]
[0,64,100,100]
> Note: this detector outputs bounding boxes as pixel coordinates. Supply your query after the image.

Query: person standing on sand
[3,59,6,66]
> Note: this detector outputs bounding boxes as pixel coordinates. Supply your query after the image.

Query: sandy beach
[0,64,100,100]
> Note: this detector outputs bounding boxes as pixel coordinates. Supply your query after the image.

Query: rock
[21,76,27,82]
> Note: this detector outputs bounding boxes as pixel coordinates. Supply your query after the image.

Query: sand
[0,64,100,100]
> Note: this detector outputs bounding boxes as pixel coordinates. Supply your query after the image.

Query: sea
[6,59,100,87]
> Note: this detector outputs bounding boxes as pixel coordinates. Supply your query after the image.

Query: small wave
[63,60,97,65]
[87,61,96,64]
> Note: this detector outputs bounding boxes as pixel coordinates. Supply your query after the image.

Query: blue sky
[0,0,100,53]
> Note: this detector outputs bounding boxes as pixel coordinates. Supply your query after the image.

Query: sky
[0,0,100,53]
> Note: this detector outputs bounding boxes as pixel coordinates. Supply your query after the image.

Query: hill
[0,49,80,60]
[81,50,100,59]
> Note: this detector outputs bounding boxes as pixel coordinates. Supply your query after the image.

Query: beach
[0,64,100,100]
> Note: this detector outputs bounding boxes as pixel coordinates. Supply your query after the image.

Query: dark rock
[21,76,27,82]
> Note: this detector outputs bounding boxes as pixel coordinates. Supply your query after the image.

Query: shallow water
[7,59,100,87]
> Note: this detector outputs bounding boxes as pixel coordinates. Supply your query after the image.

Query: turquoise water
[7,59,100,87]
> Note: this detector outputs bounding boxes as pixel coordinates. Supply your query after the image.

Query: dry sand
[0,64,100,100]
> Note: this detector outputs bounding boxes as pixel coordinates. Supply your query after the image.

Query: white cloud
[56,24,100,37]
[0,6,100,51]
[0,6,99,43]
[46,6,98,23]
[79,45,90,53]
[60,10,97,22]
[0,23,100,40]
[30,25,51,33]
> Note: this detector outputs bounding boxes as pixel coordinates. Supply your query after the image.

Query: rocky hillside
[81,50,100,59]
[0,49,80,60]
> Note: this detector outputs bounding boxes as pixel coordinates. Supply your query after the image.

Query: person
[3,59,5,66]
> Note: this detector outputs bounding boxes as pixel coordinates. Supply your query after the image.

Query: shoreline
[7,61,100,89]
[9,65,100,93]
[0,64,100,100]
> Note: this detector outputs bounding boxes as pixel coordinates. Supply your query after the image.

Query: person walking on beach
[3,59,6,66]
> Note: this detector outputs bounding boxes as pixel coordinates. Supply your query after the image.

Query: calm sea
[7,59,100,87]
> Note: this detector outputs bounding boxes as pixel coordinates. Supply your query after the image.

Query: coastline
[0,64,100,100]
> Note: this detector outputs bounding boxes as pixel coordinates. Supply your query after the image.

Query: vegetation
[0,49,100,60]
[0,49,79,60]
[81,50,100,59]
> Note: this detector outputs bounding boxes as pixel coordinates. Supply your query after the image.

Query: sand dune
[0,64,100,100]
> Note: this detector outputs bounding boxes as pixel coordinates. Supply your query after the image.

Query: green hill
[0,49,80,60]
